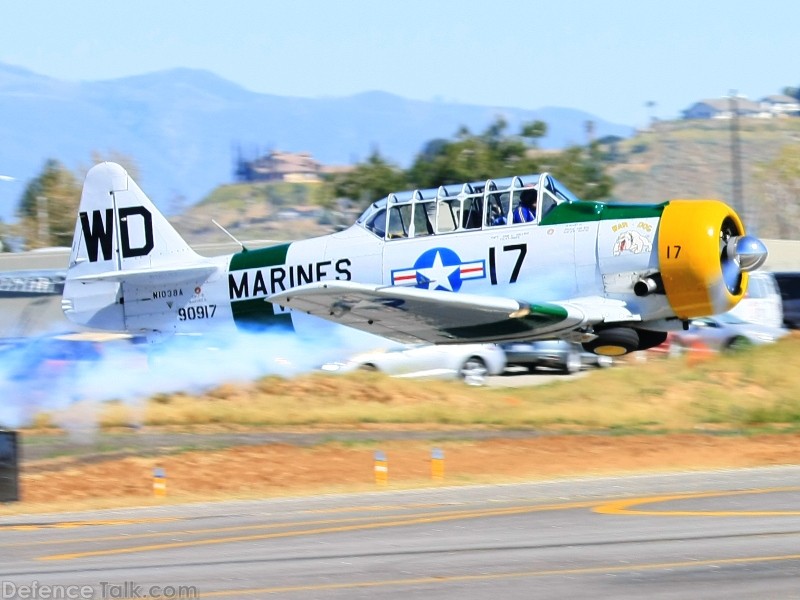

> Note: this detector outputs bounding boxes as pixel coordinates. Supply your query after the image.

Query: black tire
[582,327,640,356]
[725,336,753,352]
[459,356,488,384]
[668,340,687,358]
[562,351,582,374]
[635,329,668,351]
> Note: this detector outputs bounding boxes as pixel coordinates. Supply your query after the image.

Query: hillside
[174,117,800,243]
[171,180,343,244]
[608,118,800,238]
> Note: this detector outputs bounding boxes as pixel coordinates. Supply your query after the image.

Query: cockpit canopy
[356,173,581,240]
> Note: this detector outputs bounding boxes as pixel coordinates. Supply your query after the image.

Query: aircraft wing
[270,281,640,344]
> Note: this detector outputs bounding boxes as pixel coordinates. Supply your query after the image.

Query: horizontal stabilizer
[73,263,216,284]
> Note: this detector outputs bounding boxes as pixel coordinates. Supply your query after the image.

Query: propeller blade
[721,254,741,294]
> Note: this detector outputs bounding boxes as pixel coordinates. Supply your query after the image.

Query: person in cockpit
[513,188,537,223]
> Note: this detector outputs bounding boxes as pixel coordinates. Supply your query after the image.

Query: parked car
[320,343,506,384]
[728,271,783,329]
[501,340,613,374]
[772,271,800,329]
[668,313,788,353]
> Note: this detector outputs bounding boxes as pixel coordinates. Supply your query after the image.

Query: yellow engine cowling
[658,199,748,319]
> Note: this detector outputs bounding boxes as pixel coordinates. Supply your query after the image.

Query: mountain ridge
[0,62,634,220]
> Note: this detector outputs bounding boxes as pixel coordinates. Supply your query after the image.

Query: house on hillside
[760,94,800,117]
[235,150,322,183]
[682,97,767,120]
[683,94,800,120]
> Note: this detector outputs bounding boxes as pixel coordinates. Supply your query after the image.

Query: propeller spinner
[721,232,768,294]
[726,235,769,272]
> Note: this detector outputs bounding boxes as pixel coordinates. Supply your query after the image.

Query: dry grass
[43,335,800,434]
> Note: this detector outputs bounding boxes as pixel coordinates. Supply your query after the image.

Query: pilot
[489,199,507,226]
[513,188,537,223]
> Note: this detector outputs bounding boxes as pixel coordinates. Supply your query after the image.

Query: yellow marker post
[374,451,388,485]
[153,467,167,497]
[431,447,445,480]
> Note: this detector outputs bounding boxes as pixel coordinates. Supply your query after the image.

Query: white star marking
[416,251,459,291]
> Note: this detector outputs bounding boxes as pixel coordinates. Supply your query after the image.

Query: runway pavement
[2,466,800,599]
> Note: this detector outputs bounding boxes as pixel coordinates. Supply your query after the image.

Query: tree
[87,150,140,181]
[329,149,407,208]
[0,219,8,252]
[17,159,81,249]
[521,120,547,141]
[549,144,614,200]
[782,86,800,102]
[332,117,612,206]
[407,118,545,189]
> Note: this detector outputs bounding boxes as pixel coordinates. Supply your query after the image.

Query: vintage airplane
[62,162,768,356]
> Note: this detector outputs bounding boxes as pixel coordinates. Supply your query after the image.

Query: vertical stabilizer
[63,162,206,332]
[67,162,199,275]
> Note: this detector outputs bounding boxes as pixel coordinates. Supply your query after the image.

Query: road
[2,467,800,598]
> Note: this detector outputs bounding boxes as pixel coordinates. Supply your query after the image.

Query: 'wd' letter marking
[119,206,154,258]
[80,208,114,262]
[79,206,154,263]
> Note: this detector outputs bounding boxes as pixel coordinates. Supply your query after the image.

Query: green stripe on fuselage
[540,201,665,226]
[229,243,291,271]
[230,297,293,329]
[229,243,292,329]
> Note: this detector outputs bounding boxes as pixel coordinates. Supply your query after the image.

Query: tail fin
[63,163,211,333]
[67,162,199,274]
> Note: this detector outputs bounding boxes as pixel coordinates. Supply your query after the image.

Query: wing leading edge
[270,281,639,344]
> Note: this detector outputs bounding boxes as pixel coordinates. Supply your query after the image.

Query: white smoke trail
[0,320,391,432]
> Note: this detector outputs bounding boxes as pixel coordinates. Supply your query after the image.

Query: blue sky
[2,0,798,127]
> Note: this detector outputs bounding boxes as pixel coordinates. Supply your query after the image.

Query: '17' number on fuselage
[489,244,527,285]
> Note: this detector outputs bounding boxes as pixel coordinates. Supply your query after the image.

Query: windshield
[546,176,582,204]
[356,199,387,226]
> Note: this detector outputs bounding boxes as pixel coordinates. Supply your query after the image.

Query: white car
[320,343,506,384]
[668,313,788,353]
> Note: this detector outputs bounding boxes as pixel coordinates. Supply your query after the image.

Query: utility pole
[729,90,744,218]
[645,101,657,130]
[0,175,12,252]
[36,195,49,246]
[584,120,595,145]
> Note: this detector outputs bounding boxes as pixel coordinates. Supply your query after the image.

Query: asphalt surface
[2,467,800,599]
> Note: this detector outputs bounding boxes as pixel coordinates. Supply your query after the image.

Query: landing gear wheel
[582,327,639,357]
[635,329,668,351]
